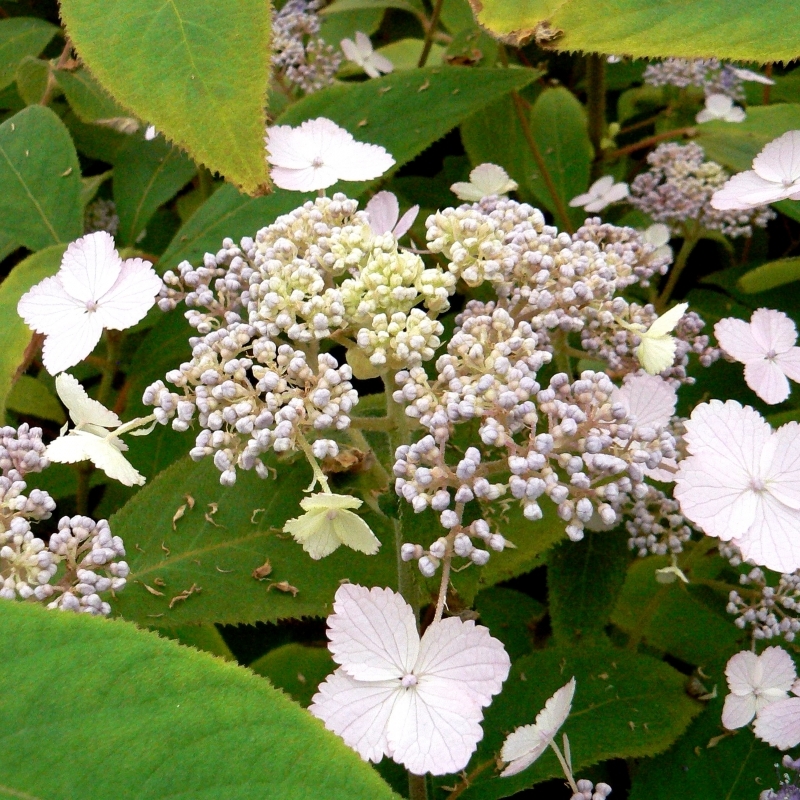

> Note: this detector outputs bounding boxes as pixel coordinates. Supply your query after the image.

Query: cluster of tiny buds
[1,423,49,481]
[401,517,508,577]
[626,487,692,557]
[571,780,612,800]
[83,197,120,236]
[726,562,800,642]
[643,58,745,100]
[1,515,128,616]
[760,756,800,800]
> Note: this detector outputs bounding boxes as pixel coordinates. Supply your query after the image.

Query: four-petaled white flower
[722,647,797,730]
[628,302,688,375]
[729,66,775,86]
[711,130,800,211]
[696,93,746,124]
[642,223,673,262]
[569,176,629,213]
[310,584,510,775]
[17,231,162,375]
[365,191,419,239]
[500,678,575,777]
[284,493,380,560]
[340,31,394,79]
[674,400,800,573]
[715,308,800,405]
[265,117,395,192]
[451,163,518,202]
[45,373,145,487]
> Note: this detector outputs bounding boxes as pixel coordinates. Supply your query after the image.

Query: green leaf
[158,183,314,272]
[322,0,423,16]
[441,0,478,34]
[529,87,593,227]
[629,697,782,800]
[696,104,800,172]
[0,245,65,424]
[738,257,800,293]
[319,7,384,45]
[58,0,271,194]
[469,0,800,62]
[6,374,66,423]
[548,529,630,643]
[15,54,49,105]
[111,456,398,627]
[55,66,129,123]
[0,17,58,92]
[0,601,399,800]
[112,135,197,246]
[374,38,446,70]
[277,66,539,195]
[81,168,113,206]
[473,587,543,661]
[450,640,702,799]
[250,643,336,707]
[0,105,83,250]
[162,622,236,661]
[611,554,744,669]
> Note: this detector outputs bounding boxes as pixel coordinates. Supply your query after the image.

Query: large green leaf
[111,455,398,627]
[277,66,539,195]
[55,66,129,123]
[0,17,58,92]
[0,245,65,424]
[629,696,784,800]
[6,374,65,423]
[250,643,336,707]
[738,257,800,293]
[448,640,702,799]
[0,105,83,250]
[0,601,398,800]
[548,529,630,643]
[58,0,271,194]
[113,135,197,245]
[468,0,800,62]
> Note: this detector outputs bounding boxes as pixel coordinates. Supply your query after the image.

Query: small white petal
[611,373,677,429]
[58,231,122,304]
[95,257,162,330]
[41,314,105,375]
[365,191,400,235]
[55,373,121,429]
[46,431,144,486]
[754,696,800,749]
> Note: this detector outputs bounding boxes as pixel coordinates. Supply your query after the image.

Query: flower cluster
[84,197,120,236]
[271,0,341,94]
[0,424,127,615]
[629,142,775,237]
[643,58,746,100]
[761,756,800,800]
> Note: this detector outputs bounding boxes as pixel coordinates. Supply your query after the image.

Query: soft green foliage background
[0,601,399,800]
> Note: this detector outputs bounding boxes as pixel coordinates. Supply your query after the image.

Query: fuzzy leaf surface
[0,601,399,800]
[738,257,800,294]
[250,643,336,707]
[469,0,800,62]
[111,456,397,627]
[0,17,57,92]
[58,0,271,193]
[0,105,82,250]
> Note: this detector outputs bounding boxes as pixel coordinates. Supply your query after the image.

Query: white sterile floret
[500,678,576,777]
[696,93,746,124]
[283,492,380,560]
[340,31,394,79]
[674,400,800,573]
[753,693,800,750]
[715,308,800,405]
[310,583,510,775]
[729,67,775,85]
[642,223,672,262]
[629,302,688,375]
[17,231,162,374]
[44,373,145,487]
[365,191,419,239]
[569,176,629,213]
[711,130,800,210]
[451,163,518,202]
[265,117,395,192]
[722,647,797,729]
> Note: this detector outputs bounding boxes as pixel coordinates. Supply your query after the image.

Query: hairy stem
[97,330,122,408]
[75,463,92,516]
[408,773,429,800]
[549,740,579,794]
[510,91,575,233]
[417,0,444,68]
[604,127,695,160]
[585,54,606,179]
[445,759,494,799]
[295,432,332,493]
[39,39,73,107]
[433,553,452,623]
[655,227,700,311]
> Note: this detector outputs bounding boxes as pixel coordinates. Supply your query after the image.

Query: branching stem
[417,0,444,68]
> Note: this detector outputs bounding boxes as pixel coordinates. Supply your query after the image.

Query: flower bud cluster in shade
[0,425,127,615]
[148,194,455,484]
[722,542,800,643]
[83,198,120,237]
[271,0,341,94]
[643,58,745,100]
[629,142,775,238]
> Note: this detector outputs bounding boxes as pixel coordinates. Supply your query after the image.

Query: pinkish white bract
[569,176,629,213]
[715,308,800,404]
[310,583,510,775]
[265,117,395,192]
[674,400,800,573]
[365,191,419,238]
